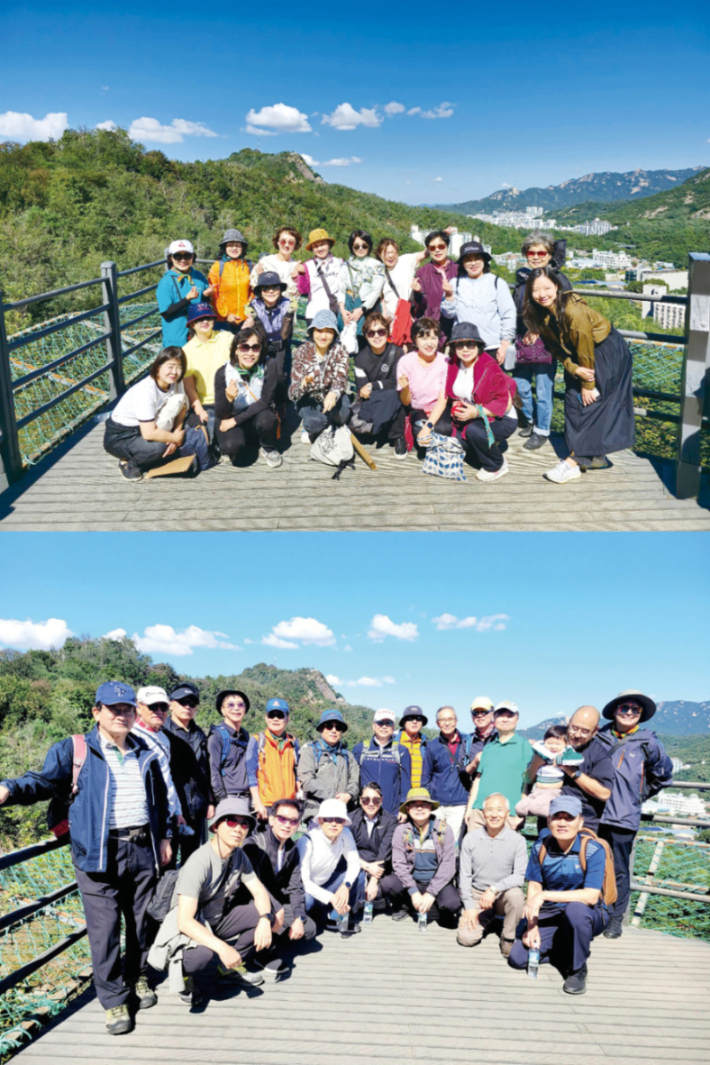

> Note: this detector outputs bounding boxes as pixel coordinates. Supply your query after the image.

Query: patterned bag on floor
[310,425,355,466]
[421,432,467,482]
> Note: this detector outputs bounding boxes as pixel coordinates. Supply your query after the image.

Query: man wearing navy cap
[298,710,360,823]
[164,682,214,866]
[0,682,171,1035]
[508,794,611,994]
[246,698,301,820]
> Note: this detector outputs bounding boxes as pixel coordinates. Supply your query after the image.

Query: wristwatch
[344,881,352,889]
[571,769,582,780]
[258,911,275,922]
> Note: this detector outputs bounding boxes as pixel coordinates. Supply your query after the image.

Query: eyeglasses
[361,797,382,806]
[569,725,592,737]
[367,328,388,338]
[321,816,346,824]
[428,243,447,251]
[279,238,296,246]
[103,704,136,715]
[438,717,457,724]
[352,242,369,251]
[527,250,549,258]
[408,802,432,810]
[239,343,261,353]
[223,818,251,829]
[173,253,193,261]
[223,700,246,710]
[266,711,286,720]
[275,813,300,827]
[176,697,199,708]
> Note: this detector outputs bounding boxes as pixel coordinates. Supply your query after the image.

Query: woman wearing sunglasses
[349,784,408,920]
[350,311,407,458]
[156,239,211,347]
[411,229,458,345]
[338,230,385,336]
[213,328,282,468]
[297,798,361,933]
[511,232,571,451]
[250,226,303,307]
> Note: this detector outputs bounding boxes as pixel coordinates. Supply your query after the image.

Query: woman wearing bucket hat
[156,240,210,347]
[213,327,282,469]
[391,788,461,927]
[440,241,517,367]
[295,228,343,325]
[289,309,351,444]
[182,303,233,442]
[523,267,635,484]
[250,225,303,307]
[246,271,295,405]
[207,229,254,333]
[418,321,518,482]
[596,691,673,939]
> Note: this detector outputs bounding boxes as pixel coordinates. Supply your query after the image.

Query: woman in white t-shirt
[250,225,303,308]
[376,239,428,324]
[103,348,212,481]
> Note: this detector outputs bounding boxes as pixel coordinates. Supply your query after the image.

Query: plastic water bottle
[338,912,349,935]
[528,947,540,979]
[418,911,428,933]
[363,902,374,925]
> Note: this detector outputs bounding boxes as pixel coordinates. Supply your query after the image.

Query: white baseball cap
[168,239,194,256]
[373,709,396,724]
[317,799,351,826]
[494,700,519,716]
[136,686,169,706]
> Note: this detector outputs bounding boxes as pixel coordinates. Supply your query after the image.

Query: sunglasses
[352,242,369,251]
[275,813,300,827]
[472,709,492,717]
[322,723,345,732]
[223,701,247,710]
[266,711,286,720]
[261,286,281,292]
[408,802,432,809]
[176,697,199,708]
[428,243,447,251]
[173,253,193,261]
[454,342,479,351]
[223,817,252,829]
[321,816,346,824]
[239,343,261,353]
[147,704,169,714]
[361,797,382,806]
[367,328,388,338]
[617,704,642,715]
[527,250,549,258]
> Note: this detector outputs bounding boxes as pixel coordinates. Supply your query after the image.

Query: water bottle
[338,912,349,935]
[528,947,540,979]
[363,901,374,925]
[418,911,428,933]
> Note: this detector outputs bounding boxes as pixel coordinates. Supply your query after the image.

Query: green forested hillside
[0,638,379,850]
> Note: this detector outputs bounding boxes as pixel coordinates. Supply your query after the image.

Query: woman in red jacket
[419,322,518,482]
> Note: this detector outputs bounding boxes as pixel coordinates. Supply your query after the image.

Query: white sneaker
[301,429,310,445]
[544,460,581,484]
[260,447,283,469]
[475,457,509,482]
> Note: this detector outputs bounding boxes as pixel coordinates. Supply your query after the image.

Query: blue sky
[1,1,708,205]
[0,533,707,727]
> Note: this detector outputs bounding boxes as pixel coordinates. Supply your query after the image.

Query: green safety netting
[629,833,710,940]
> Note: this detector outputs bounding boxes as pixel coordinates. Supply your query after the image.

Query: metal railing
[0,253,708,498]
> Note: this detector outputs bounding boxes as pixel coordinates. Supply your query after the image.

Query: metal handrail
[3,277,104,311]
[116,259,164,278]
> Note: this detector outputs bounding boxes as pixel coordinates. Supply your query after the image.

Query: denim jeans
[304,862,359,920]
[513,363,556,434]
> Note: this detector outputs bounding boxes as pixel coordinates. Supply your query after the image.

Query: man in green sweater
[464,702,532,831]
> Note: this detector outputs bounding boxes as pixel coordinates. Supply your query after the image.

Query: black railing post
[101,261,125,400]
[0,291,23,489]
[676,252,710,498]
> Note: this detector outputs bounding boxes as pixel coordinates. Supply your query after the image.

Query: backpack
[355,740,402,770]
[537,827,617,907]
[47,735,87,838]
[401,818,447,854]
[211,723,249,776]
[310,739,349,769]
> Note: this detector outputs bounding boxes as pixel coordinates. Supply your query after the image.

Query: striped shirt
[100,733,149,829]
[399,732,424,789]
[132,721,182,820]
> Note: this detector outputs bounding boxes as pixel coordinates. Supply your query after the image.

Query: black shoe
[603,916,623,939]
[518,424,533,438]
[119,461,142,482]
[391,908,409,921]
[563,963,587,995]
[394,437,408,459]
[524,432,547,450]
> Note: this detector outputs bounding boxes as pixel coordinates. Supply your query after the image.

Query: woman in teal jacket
[156,239,210,346]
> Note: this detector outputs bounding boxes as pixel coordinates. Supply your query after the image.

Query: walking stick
[350,433,377,470]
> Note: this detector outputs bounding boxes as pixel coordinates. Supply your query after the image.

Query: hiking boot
[524,432,547,450]
[563,963,588,995]
[518,424,533,438]
[476,457,509,483]
[586,455,611,470]
[342,921,361,936]
[499,938,514,959]
[119,461,142,482]
[105,1004,133,1035]
[391,908,409,921]
[544,460,581,484]
[133,976,157,1009]
[394,437,408,459]
[216,963,265,986]
[604,916,623,939]
[260,447,283,469]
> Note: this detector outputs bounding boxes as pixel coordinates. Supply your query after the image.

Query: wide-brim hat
[216,689,251,713]
[399,787,439,816]
[458,240,491,264]
[220,228,247,249]
[253,270,287,294]
[308,309,340,336]
[187,302,217,325]
[602,690,656,722]
[209,797,256,831]
[306,227,335,251]
[399,705,429,727]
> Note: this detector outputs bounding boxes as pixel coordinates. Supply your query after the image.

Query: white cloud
[96,120,117,131]
[132,624,239,656]
[407,107,422,116]
[128,117,218,144]
[244,124,278,137]
[0,111,68,142]
[321,156,362,167]
[384,102,406,115]
[421,102,455,119]
[432,177,443,183]
[0,617,74,651]
[432,613,509,632]
[322,103,381,130]
[501,182,513,189]
[475,614,510,632]
[343,644,353,652]
[100,86,109,93]
[262,616,336,649]
[367,615,419,642]
[326,674,341,686]
[300,153,319,166]
[103,627,127,641]
[245,103,312,134]
[329,675,396,688]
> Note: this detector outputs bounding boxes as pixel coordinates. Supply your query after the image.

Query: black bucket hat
[216,689,251,713]
[450,322,486,347]
[458,240,492,265]
[253,270,287,294]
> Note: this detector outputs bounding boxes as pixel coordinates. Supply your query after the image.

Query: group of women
[102,225,635,486]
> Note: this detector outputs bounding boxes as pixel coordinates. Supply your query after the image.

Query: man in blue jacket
[0,682,171,1036]
[353,709,412,816]
[597,690,673,939]
[421,706,470,842]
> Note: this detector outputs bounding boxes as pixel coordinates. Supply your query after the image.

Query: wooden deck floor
[1,416,709,532]
[12,919,710,1065]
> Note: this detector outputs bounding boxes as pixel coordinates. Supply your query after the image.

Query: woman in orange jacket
[208,228,254,332]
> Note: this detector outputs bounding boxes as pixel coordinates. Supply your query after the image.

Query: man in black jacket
[244,798,316,976]
[350,312,406,457]
[164,682,214,865]
[350,782,408,917]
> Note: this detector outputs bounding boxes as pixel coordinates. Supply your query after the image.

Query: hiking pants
[355,870,408,912]
[304,861,359,921]
[406,881,461,928]
[215,409,278,458]
[461,416,517,472]
[457,887,525,946]
[104,419,211,472]
[74,834,156,1009]
[509,902,609,974]
[600,825,636,920]
[297,395,351,437]
[181,899,273,975]
[275,903,317,942]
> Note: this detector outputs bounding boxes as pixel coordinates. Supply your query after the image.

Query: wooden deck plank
[2,420,708,531]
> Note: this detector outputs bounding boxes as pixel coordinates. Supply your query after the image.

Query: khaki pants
[434,804,467,842]
[457,886,524,946]
[466,808,524,833]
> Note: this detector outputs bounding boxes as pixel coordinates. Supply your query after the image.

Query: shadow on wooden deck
[11,918,710,1065]
[1,414,709,532]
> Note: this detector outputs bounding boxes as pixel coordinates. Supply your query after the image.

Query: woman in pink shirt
[396,317,449,449]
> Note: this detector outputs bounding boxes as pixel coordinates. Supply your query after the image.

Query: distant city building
[637,268,688,291]
[639,284,668,319]
[644,793,708,818]
[466,205,545,229]
[654,301,686,331]
[592,248,633,269]
[573,218,614,236]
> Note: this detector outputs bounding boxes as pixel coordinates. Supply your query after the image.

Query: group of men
[0,681,673,1033]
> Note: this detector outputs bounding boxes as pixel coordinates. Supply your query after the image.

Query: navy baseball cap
[95,681,137,707]
[549,795,583,818]
[266,698,290,715]
[169,682,200,702]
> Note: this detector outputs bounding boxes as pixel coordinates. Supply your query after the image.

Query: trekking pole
[350,433,377,470]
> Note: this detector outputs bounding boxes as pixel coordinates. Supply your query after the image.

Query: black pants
[406,880,461,927]
[167,812,205,870]
[182,899,271,974]
[275,903,317,942]
[461,416,517,472]
[103,418,211,473]
[215,409,278,458]
[74,834,156,1009]
[600,825,636,920]
[411,408,453,438]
